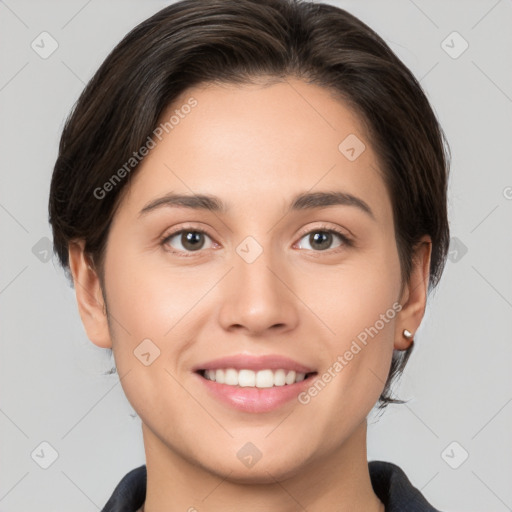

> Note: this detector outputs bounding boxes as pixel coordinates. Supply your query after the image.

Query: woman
[48,0,450,510]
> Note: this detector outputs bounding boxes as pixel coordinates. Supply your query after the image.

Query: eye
[295,226,352,252]
[160,224,352,257]
[161,228,215,256]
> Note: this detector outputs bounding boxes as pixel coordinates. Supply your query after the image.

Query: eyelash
[160,224,353,258]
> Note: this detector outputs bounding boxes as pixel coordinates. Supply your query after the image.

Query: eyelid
[295,222,352,243]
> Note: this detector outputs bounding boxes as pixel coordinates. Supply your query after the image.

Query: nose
[217,248,300,337]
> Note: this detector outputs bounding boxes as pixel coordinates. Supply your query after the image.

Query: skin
[68,77,431,512]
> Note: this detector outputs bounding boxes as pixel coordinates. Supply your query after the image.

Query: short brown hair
[48,0,450,409]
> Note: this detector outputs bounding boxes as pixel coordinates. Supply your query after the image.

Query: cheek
[307,235,401,346]
[102,249,201,429]
[104,244,199,341]
[293,275,399,455]
[102,245,220,402]
[306,236,401,401]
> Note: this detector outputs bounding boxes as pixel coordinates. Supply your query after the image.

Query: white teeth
[224,368,238,385]
[285,370,296,385]
[255,369,274,388]
[274,369,286,386]
[238,369,255,387]
[215,369,225,384]
[202,368,310,388]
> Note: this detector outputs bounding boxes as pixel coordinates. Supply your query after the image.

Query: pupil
[311,232,331,250]
[183,231,204,250]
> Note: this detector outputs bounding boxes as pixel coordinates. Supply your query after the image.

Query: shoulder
[369,460,443,512]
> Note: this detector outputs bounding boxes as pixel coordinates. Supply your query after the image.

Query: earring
[403,329,413,340]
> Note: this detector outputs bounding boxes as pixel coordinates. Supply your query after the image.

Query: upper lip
[193,354,316,374]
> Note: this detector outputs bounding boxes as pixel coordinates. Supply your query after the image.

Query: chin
[197,446,313,484]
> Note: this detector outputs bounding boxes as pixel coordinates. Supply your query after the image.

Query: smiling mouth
[197,368,318,389]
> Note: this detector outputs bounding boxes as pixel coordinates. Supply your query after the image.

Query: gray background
[1,0,511,510]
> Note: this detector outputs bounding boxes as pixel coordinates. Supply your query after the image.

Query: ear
[395,235,432,350]
[68,240,112,349]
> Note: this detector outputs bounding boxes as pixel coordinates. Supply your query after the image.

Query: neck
[141,420,384,512]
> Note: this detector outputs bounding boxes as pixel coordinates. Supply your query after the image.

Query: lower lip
[195,373,315,413]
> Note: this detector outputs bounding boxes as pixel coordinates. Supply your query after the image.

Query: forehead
[118,78,392,223]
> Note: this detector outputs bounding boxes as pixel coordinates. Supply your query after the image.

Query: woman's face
[86,78,420,481]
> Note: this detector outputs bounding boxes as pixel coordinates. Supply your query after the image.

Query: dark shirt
[101,460,442,511]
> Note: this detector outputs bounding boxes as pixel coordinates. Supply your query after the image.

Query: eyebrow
[138,190,374,219]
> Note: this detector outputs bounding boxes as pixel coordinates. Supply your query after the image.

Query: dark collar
[368,460,441,511]
[101,460,441,511]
